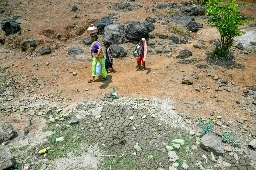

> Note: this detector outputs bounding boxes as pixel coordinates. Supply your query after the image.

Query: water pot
[95,62,101,75]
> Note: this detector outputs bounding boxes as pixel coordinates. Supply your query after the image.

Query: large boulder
[1,19,21,35]
[187,21,200,32]
[125,21,155,42]
[0,147,14,170]
[167,16,194,27]
[110,44,127,58]
[180,6,206,16]
[40,46,51,55]
[68,47,84,56]
[176,49,192,59]
[103,24,125,44]
[95,16,114,35]
[0,122,14,143]
[200,132,224,155]
[249,139,256,150]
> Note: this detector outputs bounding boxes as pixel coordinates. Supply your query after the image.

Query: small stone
[134,143,142,152]
[70,116,79,124]
[49,118,55,123]
[224,145,232,152]
[168,151,179,162]
[172,143,180,149]
[56,136,64,142]
[172,162,179,167]
[129,115,134,120]
[189,131,195,136]
[216,120,222,127]
[222,161,231,167]
[169,167,177,170]
[217,116,222,119]
[166,145,173,151]
[37,112,43,116]
[251,131,256,137]
[23,164,30,170]
[213,76,219,80]
[26,118,32,127]
[182,79,193,85]
[172,139,185,145]
[73,72,77,76]
[191,145,197,150]
[249,139,256,150]
[182,162,189,169]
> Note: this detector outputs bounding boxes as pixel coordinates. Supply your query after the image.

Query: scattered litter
[110,87,118,99]
[38,148,48,154]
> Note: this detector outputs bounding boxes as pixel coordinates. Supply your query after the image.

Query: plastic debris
[38,148,48,154]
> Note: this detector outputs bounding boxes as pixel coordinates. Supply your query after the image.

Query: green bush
[206,0,253,59]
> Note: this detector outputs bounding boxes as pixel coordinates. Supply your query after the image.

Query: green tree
[206,0,252,59]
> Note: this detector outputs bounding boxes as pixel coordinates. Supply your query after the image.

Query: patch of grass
[199,117,214,135]
[102,156,138,170]
[167,8,179,17]
[34,160,43,170]
[143,151,159,161]
[222,131,241,146]
[19,145,29,151]
[169,23,188,37]
[39,124,83,160]
[42,123,59,132]
[56,89,64,99]
[0,69,14,93]
[177,158,184,166]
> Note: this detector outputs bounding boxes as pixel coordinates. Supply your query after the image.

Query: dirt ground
[0,0,256,133]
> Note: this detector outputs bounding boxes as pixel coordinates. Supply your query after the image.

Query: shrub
[206,0,253,59]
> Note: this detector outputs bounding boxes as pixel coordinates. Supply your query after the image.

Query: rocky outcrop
[125,21,155,42]
[0,147,14,170]
[200,132,224,155]
[103,24,125,44]
[110,44,127,58]
[0,122,14,143]
[1,19,21,35]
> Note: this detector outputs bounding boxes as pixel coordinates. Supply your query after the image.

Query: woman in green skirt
[88,33,108,83]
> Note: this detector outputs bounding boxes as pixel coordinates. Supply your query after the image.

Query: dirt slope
[0,0,256,135]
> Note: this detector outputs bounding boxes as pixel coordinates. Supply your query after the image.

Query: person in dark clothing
[103,41,114,73]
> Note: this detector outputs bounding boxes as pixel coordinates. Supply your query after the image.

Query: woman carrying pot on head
[87,30,107,83]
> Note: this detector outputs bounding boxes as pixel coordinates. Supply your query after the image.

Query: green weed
[222,131,241,146]
[199,117,213,135]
